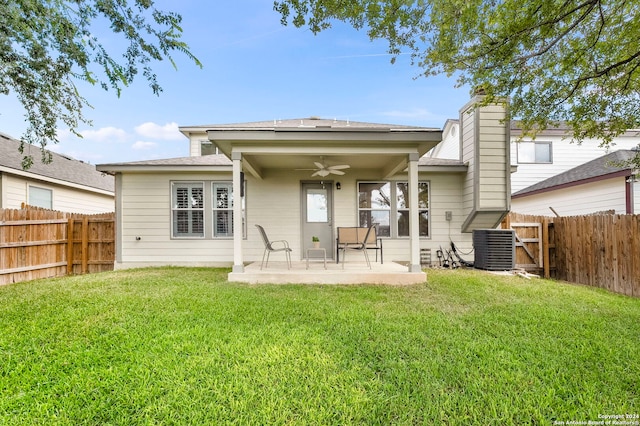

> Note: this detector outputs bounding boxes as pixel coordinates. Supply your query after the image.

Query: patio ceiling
[208,127,442,180]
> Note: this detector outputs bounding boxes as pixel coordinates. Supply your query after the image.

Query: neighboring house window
[172,182,205,238]
[517,141,552,163]
[358,181,430,238]
[28,185,52,209]
[213,183,233,237]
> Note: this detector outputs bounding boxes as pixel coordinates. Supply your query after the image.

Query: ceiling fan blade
[329,170,346,175]
[327,164,350,170]
[313,169,331,177]
[313,162,326,169]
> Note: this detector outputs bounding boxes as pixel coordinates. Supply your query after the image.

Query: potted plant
[312,236,320,248]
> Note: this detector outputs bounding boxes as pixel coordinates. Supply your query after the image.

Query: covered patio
[228,260,427,285]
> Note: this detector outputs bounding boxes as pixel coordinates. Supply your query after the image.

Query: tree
[1,0,201,168]
[274,0,640,165]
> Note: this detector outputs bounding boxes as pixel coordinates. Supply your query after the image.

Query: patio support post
[408,152,421,272]
[232,151,244,273]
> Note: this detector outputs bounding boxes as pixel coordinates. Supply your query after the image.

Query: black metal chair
[255,224,292,269]
[337,225,374,269]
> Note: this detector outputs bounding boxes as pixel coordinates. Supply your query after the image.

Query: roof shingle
[0,133,114,192]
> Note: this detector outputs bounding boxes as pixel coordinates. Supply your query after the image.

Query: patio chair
[337,225,374,269]
[255,224,292,270]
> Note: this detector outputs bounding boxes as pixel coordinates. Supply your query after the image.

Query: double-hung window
[358,182,391,237]
[172,182,205,238]
[171,181,245,239]
[396,182,430,237]
[517,141,552,163]
[213,183,233,237]
[358,181,430,238]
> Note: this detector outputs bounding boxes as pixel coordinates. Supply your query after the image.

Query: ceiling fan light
[312,169,331,177]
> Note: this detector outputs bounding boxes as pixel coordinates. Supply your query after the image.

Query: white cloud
[134,122,183,141]
[131,141,157,150]
[79,126,129,143]
[56,128,73,141]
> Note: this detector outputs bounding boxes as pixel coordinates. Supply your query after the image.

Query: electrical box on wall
[445,211,452,221]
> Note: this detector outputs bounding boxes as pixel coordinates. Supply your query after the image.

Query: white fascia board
[96,164,232,174]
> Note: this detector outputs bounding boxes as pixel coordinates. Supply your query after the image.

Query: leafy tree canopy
[1,0,201,168]
[274,0,640,156]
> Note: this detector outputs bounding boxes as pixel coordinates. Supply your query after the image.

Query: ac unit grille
[473,229,515,271]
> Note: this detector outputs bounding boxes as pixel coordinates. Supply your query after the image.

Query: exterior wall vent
[473,229,515,271]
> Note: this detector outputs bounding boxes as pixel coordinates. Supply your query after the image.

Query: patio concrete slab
[228,260,427,285]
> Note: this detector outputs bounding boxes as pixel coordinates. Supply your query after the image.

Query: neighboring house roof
[437,119,640,138]
[512,149,638,198]
[0,132,114,193]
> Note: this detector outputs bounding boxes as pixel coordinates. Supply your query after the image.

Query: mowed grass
[0,268,638,425]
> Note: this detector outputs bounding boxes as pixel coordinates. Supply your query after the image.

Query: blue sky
[0,0,470,165]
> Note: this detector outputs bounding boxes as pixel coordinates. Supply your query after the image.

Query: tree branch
[554,50,640,107]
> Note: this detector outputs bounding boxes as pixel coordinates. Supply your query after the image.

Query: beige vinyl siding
[190,136,202,156]
[511,177,627,216]
[1,174,113,213]
[476,106,509,210]
[52,187,113,213]
[2,174,25,208]
[116,167,479,267]
[119,172,233,266]
[117,170,307,267]
[461,104,476,219]
[422,172,473,256]
[245,170,302,261]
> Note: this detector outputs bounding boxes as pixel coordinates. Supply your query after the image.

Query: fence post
[82,217,89,274]
[542,218,550,278]
[67,218,74,275]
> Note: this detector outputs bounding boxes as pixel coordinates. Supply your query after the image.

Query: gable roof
[0,132,114,193]
[180,117,435,133]
[512,149,638,198]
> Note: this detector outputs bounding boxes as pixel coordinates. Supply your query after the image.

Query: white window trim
[213,182,233,238]
[171,180,246,240]
[517,141,553,164]
[171,181,205,239]
[28,184,53,209]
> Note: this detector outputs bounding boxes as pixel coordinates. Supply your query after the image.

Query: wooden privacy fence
[503,212,639,298]
[554,214,640,298]
[0,207,115,285]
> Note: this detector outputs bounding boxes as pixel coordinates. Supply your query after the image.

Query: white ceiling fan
[297,157,350,177]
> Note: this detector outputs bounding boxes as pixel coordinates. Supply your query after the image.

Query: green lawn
[0,268,638,425]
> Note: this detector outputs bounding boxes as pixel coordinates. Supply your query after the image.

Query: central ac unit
[473,229,515,271]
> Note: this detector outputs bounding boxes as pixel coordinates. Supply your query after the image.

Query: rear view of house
[97,94,510,283]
